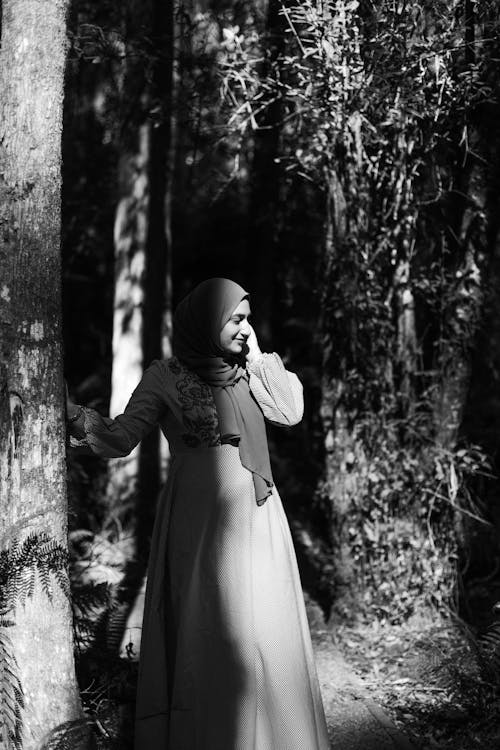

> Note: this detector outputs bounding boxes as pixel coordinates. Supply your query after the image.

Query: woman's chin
[220,340,248,359]
[222,342,246,359]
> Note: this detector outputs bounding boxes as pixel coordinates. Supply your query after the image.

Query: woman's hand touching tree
[65,381,83,423]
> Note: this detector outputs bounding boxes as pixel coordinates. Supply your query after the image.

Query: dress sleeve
[248,352,304,426]
[68,360,168,458]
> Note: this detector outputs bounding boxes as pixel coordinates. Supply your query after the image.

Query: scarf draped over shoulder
[172,277,274,505]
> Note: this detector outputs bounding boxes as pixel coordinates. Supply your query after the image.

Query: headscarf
[172,277,273,505]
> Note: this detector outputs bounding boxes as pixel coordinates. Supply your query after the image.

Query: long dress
[70,352,330,750]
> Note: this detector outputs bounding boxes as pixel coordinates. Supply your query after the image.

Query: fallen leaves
[334,619,500,749]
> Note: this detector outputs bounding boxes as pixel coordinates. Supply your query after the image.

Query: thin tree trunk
[138,0,174,551]
[435,0,483,450]
[319,169,360,621]
[246,0,283,348]
[109,0,174,658]
[106,0,153,510]
[317,1,367,620]
[108,123,150,507]
[394,259,417,409]
[107,0,174,518]
[0,0,89,747]
[436,244,482,449]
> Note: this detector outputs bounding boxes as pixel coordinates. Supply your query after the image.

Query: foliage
[39,718,96,750]
[69,525,135,656]
[329,407,492,623]
[0,533,70,613]
[475,619,500,685]
[67,516,139,749]
[217,0,500,623]
[54,2,500,748]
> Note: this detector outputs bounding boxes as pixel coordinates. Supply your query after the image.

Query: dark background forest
[3,0,500,747]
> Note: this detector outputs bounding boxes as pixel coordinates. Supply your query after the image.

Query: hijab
[172,277,274,505]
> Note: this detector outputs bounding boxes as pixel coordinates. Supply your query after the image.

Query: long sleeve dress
[70,352,330,750]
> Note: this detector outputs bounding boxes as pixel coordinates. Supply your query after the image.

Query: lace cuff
[68,406,133,458]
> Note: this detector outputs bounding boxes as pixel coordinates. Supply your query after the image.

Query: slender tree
[245,0,284,348]
[107,0,174,522]
[0,0,89,747]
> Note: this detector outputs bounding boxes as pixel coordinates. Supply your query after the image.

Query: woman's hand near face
[245,324,262,364]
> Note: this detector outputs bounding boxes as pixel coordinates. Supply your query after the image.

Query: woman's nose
[240,320,251,336]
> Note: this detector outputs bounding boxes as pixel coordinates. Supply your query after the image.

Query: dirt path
[306,596,418,750]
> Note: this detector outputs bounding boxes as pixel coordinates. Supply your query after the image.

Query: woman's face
[219,298,251,355]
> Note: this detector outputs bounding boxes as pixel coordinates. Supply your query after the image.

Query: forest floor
[306,595,500,750]
[84,589,500,749]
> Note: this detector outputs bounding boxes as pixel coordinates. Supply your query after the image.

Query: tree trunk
[246,0,283,348]
[435,0,483,450]
[106,0,153,511]
[0,0,89,747]
[109,0,174,659]
[320,169,360,622]
[394,259,417,409]
[107,123,149,508]
[107,0,174,523]
[137,0,174,552]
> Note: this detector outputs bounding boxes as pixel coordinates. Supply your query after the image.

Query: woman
[67,278,329,750]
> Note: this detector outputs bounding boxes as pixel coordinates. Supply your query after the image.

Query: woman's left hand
[245,324,262,363]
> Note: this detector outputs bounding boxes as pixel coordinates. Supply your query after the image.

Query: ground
[83,588,500,748]
[306,595,500,750]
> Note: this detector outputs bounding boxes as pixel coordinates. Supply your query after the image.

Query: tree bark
[394,259,417,409]
[107,0,151,510]
[107,0,174,521]
[0,0,89,747]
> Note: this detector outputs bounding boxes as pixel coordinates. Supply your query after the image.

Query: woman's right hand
[245,325,262,364]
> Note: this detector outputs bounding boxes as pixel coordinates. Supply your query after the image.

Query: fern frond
[0,631,24,750]
[39,717,94,750]
[72,580,122,653]
[105,602,130,651]
[477,622,500,682]
[1,532,71,614]
[72,581,115,614]
[38,562,53,602]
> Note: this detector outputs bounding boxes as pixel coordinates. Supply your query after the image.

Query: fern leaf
[1,532,71,615]
[38,562,53,602]
[477,622,500,683]
[54,568,71,599]
[0,631,24,749]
